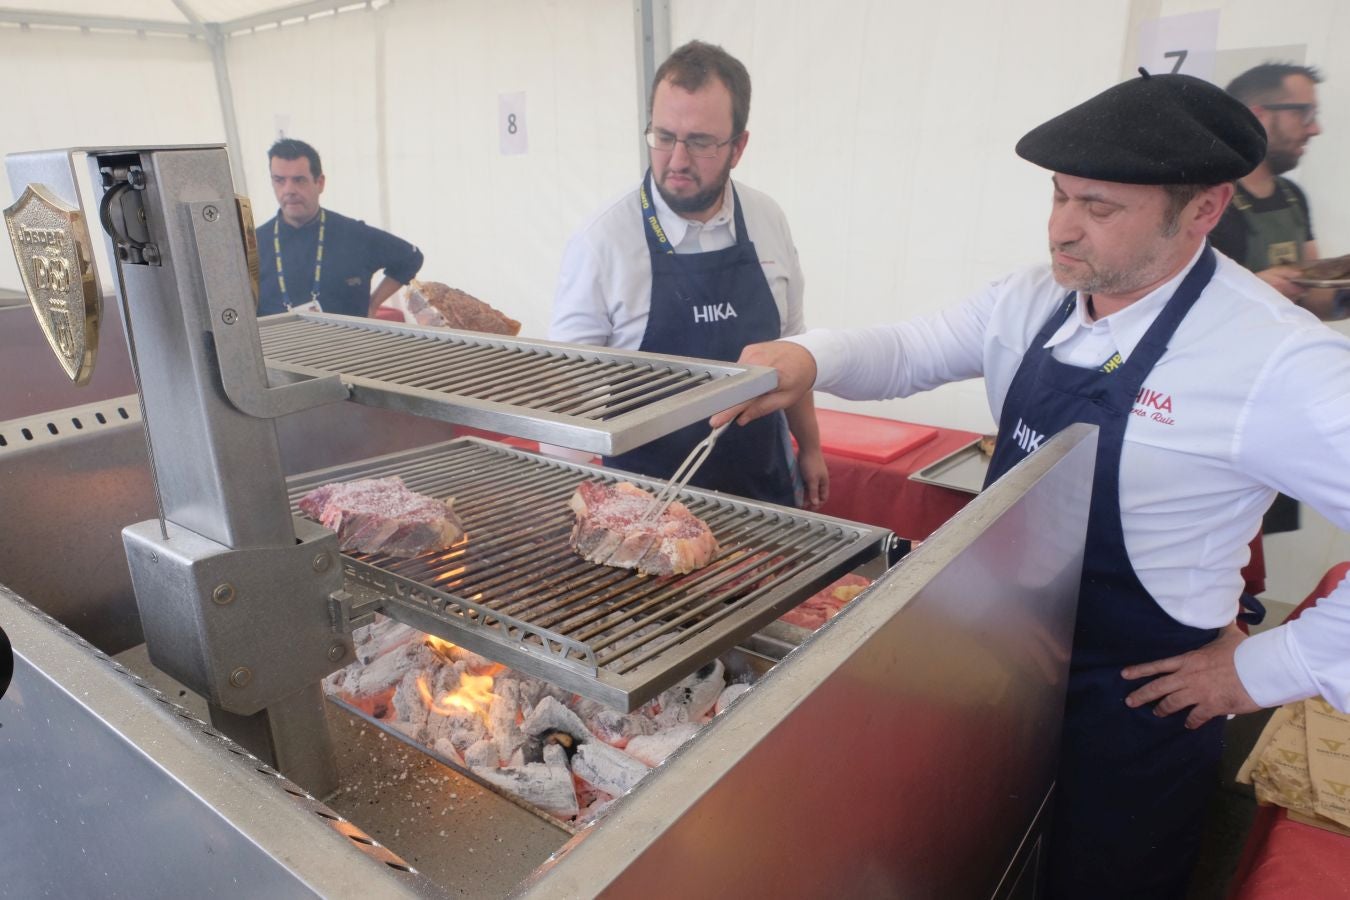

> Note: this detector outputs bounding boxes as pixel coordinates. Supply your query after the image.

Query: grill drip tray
[287,438,893,710]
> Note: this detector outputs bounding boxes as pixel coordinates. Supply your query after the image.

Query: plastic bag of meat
[567,481,718,576]
[298,475,464,558]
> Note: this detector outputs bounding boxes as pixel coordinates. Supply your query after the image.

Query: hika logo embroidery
[1012,418,1045,453]
[693,302,738,323]
[1131,385,1175,426]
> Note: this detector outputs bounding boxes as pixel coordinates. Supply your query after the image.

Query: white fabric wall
[0,25,224,291]
[228,0,636,340]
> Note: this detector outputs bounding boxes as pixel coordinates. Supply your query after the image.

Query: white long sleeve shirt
[790,247,1350,712]
[550,177,805,348]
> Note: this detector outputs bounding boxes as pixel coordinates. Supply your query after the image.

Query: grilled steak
[567,481,718,576]
[298,475,464,558]
[407,280,522,335]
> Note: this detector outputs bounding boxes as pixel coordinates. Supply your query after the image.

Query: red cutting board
[816,409,939,464]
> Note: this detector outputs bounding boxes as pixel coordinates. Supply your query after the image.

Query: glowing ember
[419,637,505,720]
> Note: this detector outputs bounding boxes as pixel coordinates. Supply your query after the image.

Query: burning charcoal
[464,738,500,769]
[654,659,725,726]
[572,741,650,797]
[331,640,441,718]
[471,764,579,819]
[542,741,570,770]
[508,747,526,768]
[715,682,751,715]
[422,707,486,754]
[353,617,417,664]
[489,681,525,762]
[523,729,584,765]
[624,723,700,767]
[391,672,431,733]
[521,696,594,743]
[431,737,466,767]
[578,704,656,749]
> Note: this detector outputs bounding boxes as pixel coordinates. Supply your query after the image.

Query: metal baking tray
[287,438,893,711]
[908,438,990,495]
[258,312,776,456]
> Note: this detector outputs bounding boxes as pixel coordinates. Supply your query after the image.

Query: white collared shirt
[550,177,805,349]
[790,248,1350,712]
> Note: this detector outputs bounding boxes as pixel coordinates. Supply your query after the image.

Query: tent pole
[206,23,249,194]
[633,0,671,177]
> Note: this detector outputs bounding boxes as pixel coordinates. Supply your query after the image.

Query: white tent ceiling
[0,1,384,34]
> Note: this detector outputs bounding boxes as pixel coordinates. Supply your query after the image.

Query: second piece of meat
[568,481,719,577]
[299,475,465,558]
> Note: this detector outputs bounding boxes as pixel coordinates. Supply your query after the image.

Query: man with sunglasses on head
[1212,63,1347,321]
[550,40,827,509]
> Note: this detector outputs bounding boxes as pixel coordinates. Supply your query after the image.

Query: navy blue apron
[607,172,796,506]
[984,247,1223,900]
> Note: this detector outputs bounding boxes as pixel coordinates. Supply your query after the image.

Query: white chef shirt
[550,177,806,348]
[790,247,1350,712]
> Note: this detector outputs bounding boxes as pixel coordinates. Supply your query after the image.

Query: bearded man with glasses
[550,40,827,510]
[1211,63,1347,322]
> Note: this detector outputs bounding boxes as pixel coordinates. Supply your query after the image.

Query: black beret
[1015,69,1266,185]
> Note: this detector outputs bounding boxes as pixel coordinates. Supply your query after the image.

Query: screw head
[229,666,252,688]
[212,583,235,605]
[327,643,346,663]
[221,308,238,325]
[141,244,160,265]
[202,205,219,222]
[312,552,331,573]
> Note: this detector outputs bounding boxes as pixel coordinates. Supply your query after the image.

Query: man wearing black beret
[718,70,1350,898]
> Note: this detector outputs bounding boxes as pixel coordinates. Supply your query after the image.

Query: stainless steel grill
[259,313,777,456]
[287,438,893,709]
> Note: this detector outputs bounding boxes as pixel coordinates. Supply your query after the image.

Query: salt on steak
[298,475,464,558]
[567,481,718,576]
[407,280,522,335]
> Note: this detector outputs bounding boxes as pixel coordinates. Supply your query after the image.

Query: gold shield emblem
[4,183,100,385]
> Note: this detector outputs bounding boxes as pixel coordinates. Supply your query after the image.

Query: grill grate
[259,313,776,456]
[287,439,892,710]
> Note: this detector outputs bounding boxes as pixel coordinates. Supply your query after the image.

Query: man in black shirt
[256,139,423,318]
[1210,63,1346,321]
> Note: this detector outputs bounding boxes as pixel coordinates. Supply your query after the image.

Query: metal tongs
[638,421,730,524]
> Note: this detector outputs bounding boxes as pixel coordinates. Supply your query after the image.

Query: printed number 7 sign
[1164,49,1188,74]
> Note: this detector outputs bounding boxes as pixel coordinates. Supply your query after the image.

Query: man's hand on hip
[1121,624,1262,729]
[710,341,818,428]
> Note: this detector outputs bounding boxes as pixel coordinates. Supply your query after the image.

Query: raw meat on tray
[298,475,464,558]
[778,573,871,630]
[567,480,719,576]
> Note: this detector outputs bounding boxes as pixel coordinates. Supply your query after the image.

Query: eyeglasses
[645,128,739,158]
[1263,102,1319,126]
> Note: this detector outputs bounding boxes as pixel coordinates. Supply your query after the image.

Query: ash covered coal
[324,618,751,826]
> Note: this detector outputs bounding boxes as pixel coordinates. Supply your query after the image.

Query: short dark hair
[1225,63,1323,105]
[268,138,322,179]
[649,40,751,137]
[1161,183,1207,235]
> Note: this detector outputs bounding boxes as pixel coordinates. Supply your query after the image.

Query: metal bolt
[127,169,146,190]
[312,552,331,573]
[229,667,252,688]
[221,308,238,325]
[141,244,160,265]
[327,643,346,663]
[212,583,235,606]
[202,205,219,222]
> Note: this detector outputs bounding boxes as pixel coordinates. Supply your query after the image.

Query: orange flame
[418,636,505,721]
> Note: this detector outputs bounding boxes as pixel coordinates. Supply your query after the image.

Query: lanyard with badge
[1053,293,1127,374]
[639,172,729,309]
[273,209,325,312]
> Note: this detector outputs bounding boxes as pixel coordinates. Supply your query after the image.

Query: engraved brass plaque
[4,183,100,385]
